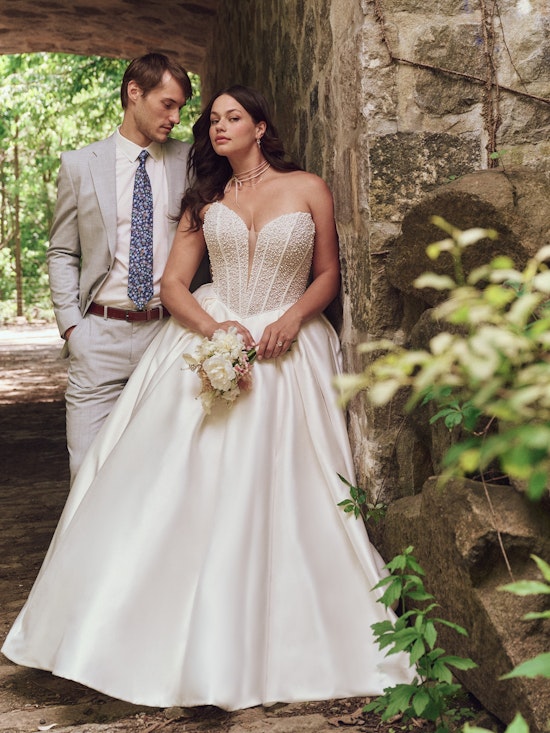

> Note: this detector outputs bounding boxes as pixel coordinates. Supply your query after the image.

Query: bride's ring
[276,341,283,347]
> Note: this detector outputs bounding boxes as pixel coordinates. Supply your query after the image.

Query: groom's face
[126,71,187,147]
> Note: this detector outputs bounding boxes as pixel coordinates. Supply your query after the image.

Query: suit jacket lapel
[89,134,118,256]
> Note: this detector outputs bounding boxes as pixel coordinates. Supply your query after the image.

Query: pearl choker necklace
[224,160,271,195]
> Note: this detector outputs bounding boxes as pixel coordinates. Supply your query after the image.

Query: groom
[47,53,193,482]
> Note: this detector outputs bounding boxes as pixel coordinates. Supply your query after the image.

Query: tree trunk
[13,122,23,318]
[0,153,5,245]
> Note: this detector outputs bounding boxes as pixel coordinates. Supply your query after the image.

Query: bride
[2,85,413,710]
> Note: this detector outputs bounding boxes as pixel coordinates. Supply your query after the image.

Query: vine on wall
[372,0,550,162]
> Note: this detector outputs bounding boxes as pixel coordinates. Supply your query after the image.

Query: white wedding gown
[2,202,413,710]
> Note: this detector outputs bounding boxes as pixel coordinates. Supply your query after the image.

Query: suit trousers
[65,313,167,482]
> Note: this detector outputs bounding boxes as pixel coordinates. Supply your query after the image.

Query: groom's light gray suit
[47,132,191,480]
[48,133,189,339]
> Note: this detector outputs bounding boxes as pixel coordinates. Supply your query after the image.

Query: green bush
[336,217,550,500]
[364,546,477,733]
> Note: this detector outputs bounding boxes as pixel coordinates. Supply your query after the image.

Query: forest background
[0,53,201,323]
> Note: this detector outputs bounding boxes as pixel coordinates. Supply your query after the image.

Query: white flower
[211,327,244,359]
[202,353,236,391]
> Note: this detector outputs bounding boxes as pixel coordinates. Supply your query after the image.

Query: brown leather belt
[88,302,171,322]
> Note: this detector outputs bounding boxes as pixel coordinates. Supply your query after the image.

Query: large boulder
[386,167,550,307]
[376,478,550,732]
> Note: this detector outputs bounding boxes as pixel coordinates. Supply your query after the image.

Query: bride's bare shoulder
[277,169,330,194]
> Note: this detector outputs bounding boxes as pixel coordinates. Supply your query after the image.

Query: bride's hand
[256,316,300,360]
[211,321,255,350]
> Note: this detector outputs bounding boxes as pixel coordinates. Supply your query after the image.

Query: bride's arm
[160,212,255,346]
[255,177,341,360]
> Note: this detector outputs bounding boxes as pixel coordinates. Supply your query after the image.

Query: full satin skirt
[2,284,413,710]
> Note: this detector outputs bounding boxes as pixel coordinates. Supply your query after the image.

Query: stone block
[413,24,484,115]
[369,131,480,220]
[386,167,550,305]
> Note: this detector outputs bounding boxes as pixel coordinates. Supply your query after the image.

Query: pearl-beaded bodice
[203,202,315,318]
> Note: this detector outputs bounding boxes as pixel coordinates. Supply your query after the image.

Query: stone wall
[202,0,550,502]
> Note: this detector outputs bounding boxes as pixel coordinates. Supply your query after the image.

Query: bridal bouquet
[183,327,257,414]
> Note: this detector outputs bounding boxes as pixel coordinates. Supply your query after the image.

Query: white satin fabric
[2,204,413,710]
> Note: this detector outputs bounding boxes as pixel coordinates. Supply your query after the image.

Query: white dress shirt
[94,128,171,309]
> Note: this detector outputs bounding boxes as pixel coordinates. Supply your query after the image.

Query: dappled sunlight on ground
[0,325,66,404]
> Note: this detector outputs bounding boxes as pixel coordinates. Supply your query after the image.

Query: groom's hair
[120,53,193,108]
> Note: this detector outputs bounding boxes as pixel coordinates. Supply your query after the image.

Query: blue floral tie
[128,150,154,310]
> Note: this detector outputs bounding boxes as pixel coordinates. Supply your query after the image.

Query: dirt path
[0,325,391,733]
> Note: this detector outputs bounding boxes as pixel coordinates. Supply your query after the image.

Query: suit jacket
[47,133,191,340]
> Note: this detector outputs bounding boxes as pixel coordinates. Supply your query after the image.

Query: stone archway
[0,0,218,73]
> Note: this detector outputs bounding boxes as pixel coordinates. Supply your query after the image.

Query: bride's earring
[257,137,262,148]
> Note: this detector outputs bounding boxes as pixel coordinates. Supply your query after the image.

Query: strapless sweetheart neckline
[207,201,312,237]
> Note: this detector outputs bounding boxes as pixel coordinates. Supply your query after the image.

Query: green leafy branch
[336,217,550,500]
[365,546,477,732]
[422,386,483,432]
[337,473,387,523]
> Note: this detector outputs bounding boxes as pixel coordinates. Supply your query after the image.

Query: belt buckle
[125,310,131,322]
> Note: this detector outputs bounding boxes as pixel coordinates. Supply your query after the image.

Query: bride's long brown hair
[180,85,302,231]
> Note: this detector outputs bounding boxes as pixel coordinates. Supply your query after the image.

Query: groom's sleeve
[47,152,84,339]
